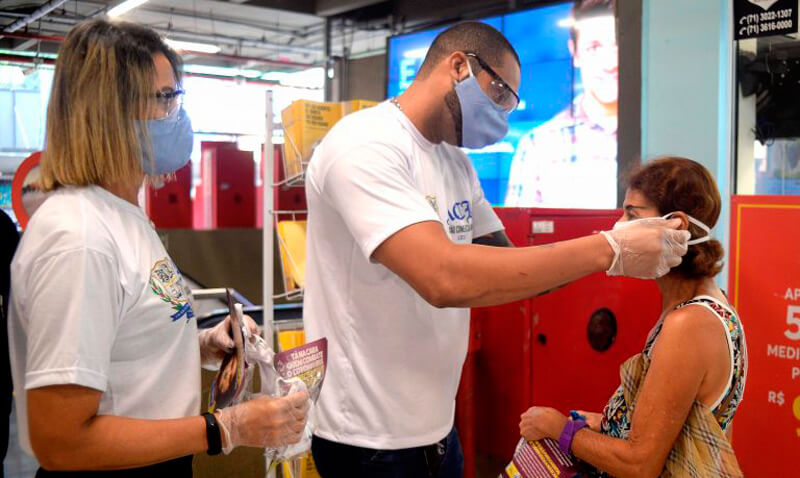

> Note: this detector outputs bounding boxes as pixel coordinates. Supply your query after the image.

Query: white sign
[532,220,554,234]
[749,0,780,10]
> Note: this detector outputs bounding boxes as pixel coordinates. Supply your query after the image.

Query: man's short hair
[571,0,615,40]
[416,21,520,79]
[573,0,614,19]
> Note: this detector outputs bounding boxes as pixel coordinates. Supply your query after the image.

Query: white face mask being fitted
[613,212,712,246]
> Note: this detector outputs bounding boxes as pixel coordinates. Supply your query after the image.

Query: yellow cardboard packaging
[341,99,379,115]
[281,453,321,478]
[277,329,306,352]
[276,220,307,292]
[281,100,343,179]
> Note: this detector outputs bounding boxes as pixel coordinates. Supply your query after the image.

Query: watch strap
[202,412,222,456]
[558,418,588,455]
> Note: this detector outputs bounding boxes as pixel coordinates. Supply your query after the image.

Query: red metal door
[215,147,255,228]
[145,161,192,229]
[527,211,660,414]
[474,299,532,459]
[197,142,255,228]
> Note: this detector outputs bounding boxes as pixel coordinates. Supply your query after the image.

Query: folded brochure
[275,337,327,401]
[208,288,248,412]
[500,437,579,478]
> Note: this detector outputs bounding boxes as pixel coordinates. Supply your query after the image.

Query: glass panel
[757,139,800,194]
[13,91,42,150]
[0,91,13,150]
[735,34,800,195]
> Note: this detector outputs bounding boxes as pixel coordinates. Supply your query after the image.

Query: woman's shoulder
[651,303,732,367]
[662,303,729,339]
[19,187,120,262]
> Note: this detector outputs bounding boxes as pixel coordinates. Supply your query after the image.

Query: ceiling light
[165,39,221,54]
[403,47,429,59]
[183,64,261,78]
[107,0,149,18]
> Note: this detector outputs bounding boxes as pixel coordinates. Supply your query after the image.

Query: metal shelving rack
[262,90,309,478]
[262,90,276,352]
[263,90,308,341]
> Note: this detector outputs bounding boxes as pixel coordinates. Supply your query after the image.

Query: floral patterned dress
[593,296,748,475]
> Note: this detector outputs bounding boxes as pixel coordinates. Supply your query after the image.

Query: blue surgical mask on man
[454,60,510,149]
[139,106,194,175]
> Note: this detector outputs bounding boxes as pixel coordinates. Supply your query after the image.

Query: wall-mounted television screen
[387,1,618,208]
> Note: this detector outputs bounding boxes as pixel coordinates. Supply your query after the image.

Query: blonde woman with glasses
[8,20,308,476]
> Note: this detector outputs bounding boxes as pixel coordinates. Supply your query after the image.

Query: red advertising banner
[728,195,800,476]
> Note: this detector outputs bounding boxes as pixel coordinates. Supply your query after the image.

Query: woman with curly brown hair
[519,157,748,478]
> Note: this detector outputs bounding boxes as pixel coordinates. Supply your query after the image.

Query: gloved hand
[198,314,260,369]
[600,217,690,279]
[214,389,310,454]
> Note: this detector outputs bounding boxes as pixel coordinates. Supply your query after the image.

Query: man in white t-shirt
[305,21,689,477]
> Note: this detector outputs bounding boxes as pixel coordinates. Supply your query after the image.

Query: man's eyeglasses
[154,88,185,118]
[463,51,519,113]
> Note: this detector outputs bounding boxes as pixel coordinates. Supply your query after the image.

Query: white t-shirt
[8,185,201,455]
[303,101,503,449]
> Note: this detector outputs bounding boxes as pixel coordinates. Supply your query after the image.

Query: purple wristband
[558,418,587,455]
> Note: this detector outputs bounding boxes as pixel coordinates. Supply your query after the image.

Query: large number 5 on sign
[787,306,800,341]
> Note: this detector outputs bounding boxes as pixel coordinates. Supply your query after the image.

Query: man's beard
[444,87,462,147]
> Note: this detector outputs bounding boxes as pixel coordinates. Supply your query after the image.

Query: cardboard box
[281,100,343,179]
[280,99,379,180]
[277,329,306,352]
[342,99,379,115]
[276,219,307,291]
[281,452,321,478]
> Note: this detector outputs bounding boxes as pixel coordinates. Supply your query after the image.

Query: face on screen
[572,15,618,105]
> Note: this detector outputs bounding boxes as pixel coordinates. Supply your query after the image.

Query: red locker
[472,208,661,460]
[256,145,306,228]
[473,298,532,460]
[196,141,256,229]
[144,161,192,228]
[455,315,483,478]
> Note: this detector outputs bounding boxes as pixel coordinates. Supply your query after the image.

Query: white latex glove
[600,217,690,279]
[198,314,260,369]
[214,389,310,454]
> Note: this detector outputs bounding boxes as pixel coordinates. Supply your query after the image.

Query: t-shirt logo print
[426,195,439,214]
[149,258,195,322]
[447,200,473,239]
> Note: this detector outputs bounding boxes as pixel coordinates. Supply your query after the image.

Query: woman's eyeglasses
[154,88,185,118]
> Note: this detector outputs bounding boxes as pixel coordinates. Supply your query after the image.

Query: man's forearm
[472,230,514,247]
[436,233,613,308]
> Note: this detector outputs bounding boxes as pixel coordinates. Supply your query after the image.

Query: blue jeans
[312,428,464,478]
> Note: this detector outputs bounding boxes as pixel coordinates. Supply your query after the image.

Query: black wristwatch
[202,412,222,456]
